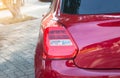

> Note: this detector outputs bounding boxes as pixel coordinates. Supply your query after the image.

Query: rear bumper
[36,59,120,78]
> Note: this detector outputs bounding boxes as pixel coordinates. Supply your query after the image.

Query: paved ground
[0,1,50,78]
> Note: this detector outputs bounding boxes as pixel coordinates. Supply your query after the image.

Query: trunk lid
[58,14,120,69]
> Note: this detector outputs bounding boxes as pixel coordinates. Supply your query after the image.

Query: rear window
[61,0,120,14]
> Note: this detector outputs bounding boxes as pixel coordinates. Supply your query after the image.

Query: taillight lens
[43,27,78,59]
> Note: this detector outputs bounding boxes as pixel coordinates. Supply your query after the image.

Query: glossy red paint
[74,37,120,69]
[36,60,120,78]
[57,14,120,69]
[98,20,120,27]
[35,0,120,78]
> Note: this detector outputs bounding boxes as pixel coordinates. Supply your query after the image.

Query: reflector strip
[50,39,72,46]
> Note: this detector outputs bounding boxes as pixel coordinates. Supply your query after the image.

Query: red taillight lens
[43,27,78,59]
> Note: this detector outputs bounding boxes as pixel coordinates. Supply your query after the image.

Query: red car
[35,0,120,78]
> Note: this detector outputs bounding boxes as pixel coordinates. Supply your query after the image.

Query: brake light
[43,27,78,59]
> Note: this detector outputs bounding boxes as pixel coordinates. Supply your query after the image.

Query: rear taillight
[43,27,78,59]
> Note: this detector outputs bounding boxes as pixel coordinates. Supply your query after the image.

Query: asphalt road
[0,1,50,78]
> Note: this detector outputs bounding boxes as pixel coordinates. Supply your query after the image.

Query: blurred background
[0,0,50,78]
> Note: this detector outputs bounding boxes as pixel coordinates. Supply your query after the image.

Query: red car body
[35,0,120,78]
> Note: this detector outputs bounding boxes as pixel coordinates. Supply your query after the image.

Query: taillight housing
[43,27,78,59]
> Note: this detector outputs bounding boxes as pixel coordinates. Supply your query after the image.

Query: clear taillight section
[43,27,78,59]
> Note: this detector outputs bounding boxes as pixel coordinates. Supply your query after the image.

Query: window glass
[61,0,120,14]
